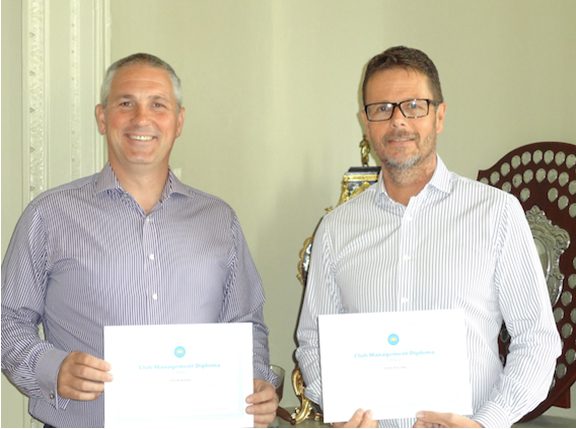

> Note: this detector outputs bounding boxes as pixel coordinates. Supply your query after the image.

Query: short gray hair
[100,53,182,107]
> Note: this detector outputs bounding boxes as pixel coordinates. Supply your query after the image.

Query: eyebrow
[113,94,174,103]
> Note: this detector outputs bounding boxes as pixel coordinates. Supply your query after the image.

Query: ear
[175,106,185,138]
[359,109,369,133]
[95,104,106,135]
[435,102,446,135]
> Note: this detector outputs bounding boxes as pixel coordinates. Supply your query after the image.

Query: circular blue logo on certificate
[388,334,399,346]
[174,346,186,358]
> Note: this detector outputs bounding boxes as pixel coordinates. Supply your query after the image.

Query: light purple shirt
[2,164,274,427]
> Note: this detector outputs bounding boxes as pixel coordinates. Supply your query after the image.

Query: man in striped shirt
[296,46,561,428]
[2,53,278,427]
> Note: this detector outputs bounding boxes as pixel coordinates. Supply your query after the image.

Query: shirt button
[403,254,411,261]
[49,393,55,400]
[148,253,155,261]
[152,293,158,300]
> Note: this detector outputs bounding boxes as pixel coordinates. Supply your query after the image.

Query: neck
[111,163,169,214]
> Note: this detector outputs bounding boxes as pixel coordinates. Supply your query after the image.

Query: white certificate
[104,323,253,428]
[318,309,472,422]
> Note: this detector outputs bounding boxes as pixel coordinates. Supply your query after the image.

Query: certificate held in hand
[104,323,253,428]
[318,309,473,423]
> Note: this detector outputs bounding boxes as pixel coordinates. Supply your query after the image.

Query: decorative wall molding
[70,0,81,179]
[23,0,47,201]
[22,0,110,203]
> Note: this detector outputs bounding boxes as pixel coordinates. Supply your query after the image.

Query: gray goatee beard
[382,131,422,171]
[381,132,437,184]
[383,154,422,171]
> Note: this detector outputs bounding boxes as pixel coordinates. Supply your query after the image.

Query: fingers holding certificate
[104,323,254,428]
[317,310,473,423]
[57,352,113,401]
[331,409,378,428]
[246,379,279,427]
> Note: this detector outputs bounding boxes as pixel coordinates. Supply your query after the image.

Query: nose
[132,105,150,125]
[389,105,407,127]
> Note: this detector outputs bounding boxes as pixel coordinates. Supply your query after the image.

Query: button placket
[397,202,419,309]
[142,215,161,313]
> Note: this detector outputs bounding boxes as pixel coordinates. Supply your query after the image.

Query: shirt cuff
[35,348,71,410]
[474,401,512,428]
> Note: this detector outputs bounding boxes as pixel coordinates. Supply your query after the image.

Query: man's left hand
[414,411,482,428]
[246,378,279,427]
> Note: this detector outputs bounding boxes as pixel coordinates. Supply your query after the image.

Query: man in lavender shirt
[2,53,278,428]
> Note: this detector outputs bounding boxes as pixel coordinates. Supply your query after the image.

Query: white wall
[3,0,575,425]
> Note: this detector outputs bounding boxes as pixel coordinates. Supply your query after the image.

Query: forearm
[218,279,272,382]
[295,319,324,405]
[1,308,68,402]
[473,329,560,427]
[295,221,339,407]
[294,333,323,406]
[251,311,274,383]
[224,212,274,382]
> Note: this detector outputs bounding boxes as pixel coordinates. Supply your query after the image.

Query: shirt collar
[166,170,191,198]
[94,163,192,200]
[94,163,121,194]
[428,155,452,195]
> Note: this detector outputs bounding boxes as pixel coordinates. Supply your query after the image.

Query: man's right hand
[57,351,112,400]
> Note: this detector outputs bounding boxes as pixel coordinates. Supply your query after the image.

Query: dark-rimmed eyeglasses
[364,98,440,122]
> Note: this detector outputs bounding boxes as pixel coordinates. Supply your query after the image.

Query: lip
[126,134,157,142]
[386,137,415,145]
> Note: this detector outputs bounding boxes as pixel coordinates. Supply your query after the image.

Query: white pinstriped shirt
[296,156,561,428]
[1,164,274,428]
